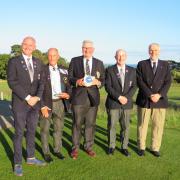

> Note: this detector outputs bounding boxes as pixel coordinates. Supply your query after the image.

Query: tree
[172,69,180,83]
[11,44,21,57]
[0,54,10,79]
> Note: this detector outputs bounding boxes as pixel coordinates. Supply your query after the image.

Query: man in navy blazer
[68,40,105,159]
[105,49,136,156]
[136,43,172,157]
[7,36,45,176]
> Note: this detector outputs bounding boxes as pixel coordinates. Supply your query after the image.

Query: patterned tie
[27,58,34,82]
[86,59,90,75]
[120,68,124,90]
[152,62,157,74]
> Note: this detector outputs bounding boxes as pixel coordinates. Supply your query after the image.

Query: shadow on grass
[0,130,14,169]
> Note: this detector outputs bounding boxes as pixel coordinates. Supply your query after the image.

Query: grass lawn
[0,82,180,179]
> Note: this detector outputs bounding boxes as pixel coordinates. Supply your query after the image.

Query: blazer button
[150,86,152,89]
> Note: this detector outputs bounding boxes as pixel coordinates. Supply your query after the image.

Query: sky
[0,0,180,64]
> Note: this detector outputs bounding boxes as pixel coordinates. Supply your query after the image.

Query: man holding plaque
[68,40,105,159]
[40,48,71,162]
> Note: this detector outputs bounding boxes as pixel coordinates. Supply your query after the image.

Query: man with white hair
[68,40,105,159]
[105,49,136,156]
[136,43,172,157]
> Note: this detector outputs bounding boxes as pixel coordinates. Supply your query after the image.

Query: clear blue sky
[1,0,180,64]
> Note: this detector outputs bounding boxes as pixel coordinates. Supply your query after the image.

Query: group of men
[7,36,171,176]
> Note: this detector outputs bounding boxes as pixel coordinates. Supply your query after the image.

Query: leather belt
[52,99,61,102]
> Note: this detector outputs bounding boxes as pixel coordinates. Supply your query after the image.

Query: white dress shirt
[83,57,93,75]
[49,64,62,99]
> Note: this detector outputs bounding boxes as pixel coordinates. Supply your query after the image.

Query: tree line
[0,45,180,83]
[0,44,69,79]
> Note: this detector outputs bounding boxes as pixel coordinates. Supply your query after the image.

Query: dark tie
[120,68,124,90]
[27,58,34,82]
[86,59,90,75]
[152,62,157,74]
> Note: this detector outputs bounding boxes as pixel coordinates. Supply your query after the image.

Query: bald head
[48,48,60,67]
[115,49,127,66]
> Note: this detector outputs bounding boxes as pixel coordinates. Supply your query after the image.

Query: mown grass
[0,81,180,180]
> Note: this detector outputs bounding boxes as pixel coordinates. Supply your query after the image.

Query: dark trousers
[72,99,98,151]
[13,108,39,164]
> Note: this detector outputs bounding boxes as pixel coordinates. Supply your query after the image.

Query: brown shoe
[86,150,96,157]
[71,149,78,160]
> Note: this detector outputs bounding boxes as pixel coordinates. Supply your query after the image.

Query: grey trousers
[13,108,39,164]
[40,100,64,154]
[108,108,130,149]
[72,99,98,151]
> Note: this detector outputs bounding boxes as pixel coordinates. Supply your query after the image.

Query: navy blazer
[68,56,105,106]
[7,55,44,111]
[105,64,137,109]
[136,59,172,108]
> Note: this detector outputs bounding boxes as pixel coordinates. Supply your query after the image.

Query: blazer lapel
[19,55,31,83]
[80,56,85,76]
[91,57,96,76]
[113,65,122,88]
[153,60,163,83]
[123,65,129,92]
[46,65,52,89]
[32,57,37,82]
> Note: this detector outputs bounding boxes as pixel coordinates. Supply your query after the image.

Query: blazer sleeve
[7,58,28,100]
[68,59,79,87]
[36,61,45,99]
[97,61,105,88]
[158,62,172,97]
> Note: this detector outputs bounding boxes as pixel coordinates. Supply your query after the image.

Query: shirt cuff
[41,106,51,110]
[25,95,31,101]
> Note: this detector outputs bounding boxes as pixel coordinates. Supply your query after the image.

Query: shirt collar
[117,64,126,70]
[22,53,32,61]
[83,57,93,62]
[49,64,58,71]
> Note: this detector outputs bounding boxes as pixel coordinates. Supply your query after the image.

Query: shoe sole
[14,173,23,176]
[27,163,46,166]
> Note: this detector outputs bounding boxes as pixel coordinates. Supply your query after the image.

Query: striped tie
[86,59,90,75]
[27,58,34,82]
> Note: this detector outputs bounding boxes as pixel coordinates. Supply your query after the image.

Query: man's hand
[41,106,51,118]
[92,78,101,86]
[76,78,85,87]
[59,92,70,99]
[118,96,128,105]
[150,94,161,103]
[27,96,40,107]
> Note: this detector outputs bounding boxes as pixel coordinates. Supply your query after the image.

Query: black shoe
[108,148,115,155]
[44,154,53,163]
[138,149,145,156]
[54,152,65,160]
[150,151,160,157]
[121,149,130,157]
